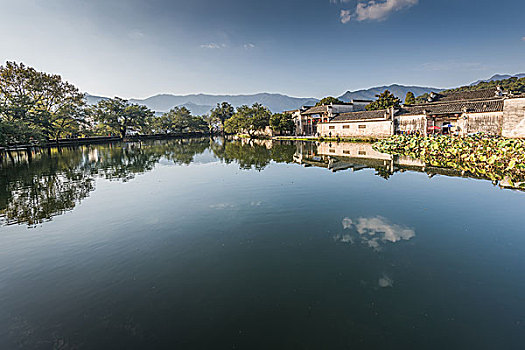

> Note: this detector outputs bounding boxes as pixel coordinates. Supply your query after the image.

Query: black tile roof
[398,99,504,116]
[425,88,501,103]
[302,106,328,115]
[330,109,390,122]
[302,103,355,115]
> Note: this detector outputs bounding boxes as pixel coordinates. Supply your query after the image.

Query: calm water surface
[1,138,525,349]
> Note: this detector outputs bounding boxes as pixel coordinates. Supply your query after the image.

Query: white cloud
[341,0,418,24]
[200,43,227,49]
[244,43,256,49]
[340,10,352,24]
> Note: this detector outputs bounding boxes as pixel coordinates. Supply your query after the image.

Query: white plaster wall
[395,115,426,134]
[464,112,503,135]
[319,120,393,138]
[502,98,525,138]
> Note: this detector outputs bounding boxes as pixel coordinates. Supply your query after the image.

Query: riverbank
[373,134,525,184]
[0,132,210,152]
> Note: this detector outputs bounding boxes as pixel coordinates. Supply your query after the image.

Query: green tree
[365,90,401,111]
[0,61,86,145]
[224,103,271,138]
[203,114,220,134]
[404,91,416,105]
[153,107,208,134]
[315,96,344,107]
[210,102,235,133]
[269,113,294,135]
[92,97,154,138]
[187,115,208,133]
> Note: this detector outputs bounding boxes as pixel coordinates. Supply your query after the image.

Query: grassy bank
[373,135,525,185]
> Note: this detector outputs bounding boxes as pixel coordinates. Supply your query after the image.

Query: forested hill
[416,76,525,104]
[338,84,438,102]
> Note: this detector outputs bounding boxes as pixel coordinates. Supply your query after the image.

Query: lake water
[1,138,525,349]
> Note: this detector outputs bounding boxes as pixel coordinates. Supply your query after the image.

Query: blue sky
[0,0,524,98]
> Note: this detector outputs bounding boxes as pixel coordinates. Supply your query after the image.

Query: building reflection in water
[1,138,523,227]
[294,140,524,190]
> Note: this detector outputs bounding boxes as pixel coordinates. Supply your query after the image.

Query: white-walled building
[293,99,373,136]
[315,88,525,139]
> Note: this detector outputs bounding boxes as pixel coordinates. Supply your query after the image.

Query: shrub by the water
[373,134,525,187]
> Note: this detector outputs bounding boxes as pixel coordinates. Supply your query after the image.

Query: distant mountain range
[86,92,318,114]
[470,73,525,86]
[85,84,440,115]
[85,74,525,115]
[338,84,439,103]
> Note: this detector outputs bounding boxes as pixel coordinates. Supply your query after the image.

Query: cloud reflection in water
[335,216,415,250]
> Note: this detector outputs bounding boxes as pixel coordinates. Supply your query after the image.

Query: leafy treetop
[224,103,271,137]
[315,96,344,107]
[269,113,294,134]
[210,102,235,132]
[91,97,154,138]
[404,91,416,105]
[0,61,86,143]
[365,90,401,111]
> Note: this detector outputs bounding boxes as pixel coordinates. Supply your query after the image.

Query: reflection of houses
[293,100,372,136]
[294,141,425,174]
[315,142,424,174]
[314,88,525,138]
[317,142,392,161]
[293,140,523,190]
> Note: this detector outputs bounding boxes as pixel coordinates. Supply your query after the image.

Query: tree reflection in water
[0,138,298,226]
[0,139,210,226]
[1,137,521,227]
[0,148,95,227]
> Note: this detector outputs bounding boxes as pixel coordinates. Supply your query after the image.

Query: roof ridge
[339,109,390,114]
[409,96,504,108]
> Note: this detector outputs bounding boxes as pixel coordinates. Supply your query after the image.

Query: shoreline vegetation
[0,132,209,152]
[2,59,524,170]
[0,62,295,150]
[373,134,525,186]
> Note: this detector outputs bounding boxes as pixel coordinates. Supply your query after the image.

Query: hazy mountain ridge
[128,93,319,114]
[470,73,525,86]
[338,84,439,102]
[85,84,440,114]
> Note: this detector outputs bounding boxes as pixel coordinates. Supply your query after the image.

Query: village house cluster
[288,88,525,138]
